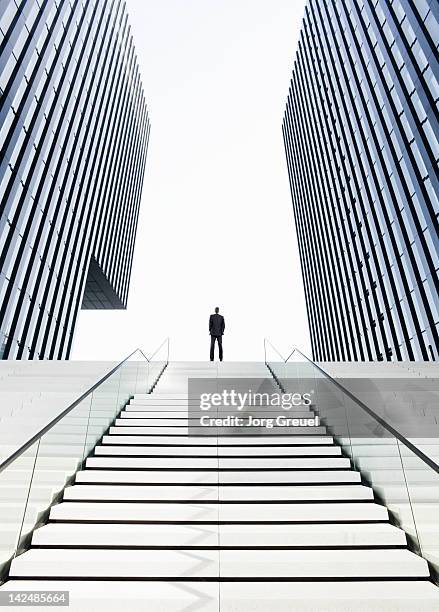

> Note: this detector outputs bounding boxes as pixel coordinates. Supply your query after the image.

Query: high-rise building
[0,0,149,359]
[283,0,438,362]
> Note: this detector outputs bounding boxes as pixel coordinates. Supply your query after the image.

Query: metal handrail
[0,340,169,475]
[264,340,439,475]
[263,338,286,363]
[147,337,169,362]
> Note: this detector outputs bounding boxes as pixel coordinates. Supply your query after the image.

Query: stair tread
[32,522,407,547]
[75,469,361,484]
[105,433,334,444]
[86,457,351,468]
[95,444,341,456]
[2,580,439,612]
[49,501,389,521]
[63,484,374,501]
[107,431,334,443]
[113,420,328,434]
[9,548,429,578]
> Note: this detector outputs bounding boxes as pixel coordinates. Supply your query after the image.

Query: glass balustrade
[0,340,169,581]
[265,339,439,580]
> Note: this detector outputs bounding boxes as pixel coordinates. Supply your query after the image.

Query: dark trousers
[210,335,223,361]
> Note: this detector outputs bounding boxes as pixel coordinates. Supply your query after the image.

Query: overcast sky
[72,0,310,363]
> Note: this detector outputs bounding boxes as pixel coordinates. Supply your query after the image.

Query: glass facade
[0,0,149,359]
[283,0,438,362]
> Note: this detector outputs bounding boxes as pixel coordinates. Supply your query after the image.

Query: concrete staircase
[2,362,439,610]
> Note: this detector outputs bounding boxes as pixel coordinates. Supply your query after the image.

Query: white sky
[72,0,310,363]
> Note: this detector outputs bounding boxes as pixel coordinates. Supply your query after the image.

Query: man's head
[215,307,219,314]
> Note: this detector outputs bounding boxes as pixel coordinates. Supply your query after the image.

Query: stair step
[123,410,190,417]
[113,420,328,435]
[0,470,70,484]
[8,548,429,578]
[75,469,361,484]
[49,501,389,522]
[85,456,351,469]
[31,521,407,547]
[0,484,59,501]
[105,433,334,445]
[3,457,79,469]
[120,413,316,422]
[133,394,194,398]
[120,416,213,424]
[219,548,430,578]
[126,404,315,413]
[374,484,439,502]
[9,548,218,578]
[108,430,333,443]
[62,484,374,502]
[2,580,439,612]
[128,404,200,410]
[358,457,439,470]
[95,444,341,457]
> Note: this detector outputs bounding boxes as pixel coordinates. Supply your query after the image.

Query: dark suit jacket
[209,313,225,336]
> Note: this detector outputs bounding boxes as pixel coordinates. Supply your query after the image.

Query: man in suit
[209,307,225,361]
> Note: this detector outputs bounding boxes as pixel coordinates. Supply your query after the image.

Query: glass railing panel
[0,442,39,578]
[82,371,122,459]
[122,353,150,396]
[268,344,439,578]
[264,338,289,384]
[0,343,168,579]
[16,354,150,550]
[283,352,421,553]
[146,338,168,391]
[400,445,439,575]
[14,394,94,554]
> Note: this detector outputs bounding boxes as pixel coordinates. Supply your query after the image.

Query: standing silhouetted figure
[209,307,225,361]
